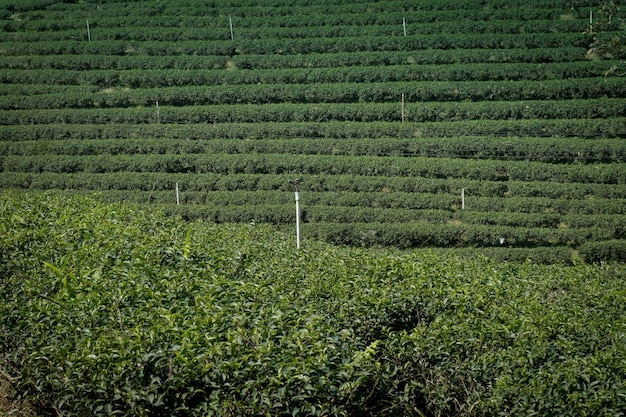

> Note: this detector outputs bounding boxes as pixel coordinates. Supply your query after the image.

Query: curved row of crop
[3,78,623,110]
[1,19,590,43]
[2,137,624,164]
[2,0,598,22]
[4,61,618,88]
[4,153,625,184]
[2,120,623,141]
[0,32,592,56]
[2,99,623,125]
[0,48,592,71]
[57,188,626,218]
[3,172,625,199]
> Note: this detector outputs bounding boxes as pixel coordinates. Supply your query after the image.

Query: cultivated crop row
[2,0,596,22]
[42,187,623,215]
[4,62,618,88]
[2,98,623,125]
[3,172,624,199]
[2,19,590,43]
[4,153,625,183]
[0,48,591,71]
[2,120,623,141]
[4,78,624,110]
[2,137,624,164]
[0,32,590,56]
[70,188,625,218]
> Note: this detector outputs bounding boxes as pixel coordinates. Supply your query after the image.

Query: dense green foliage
[1,192,625,416]
[0,0,624,259]
[1,1,624,413]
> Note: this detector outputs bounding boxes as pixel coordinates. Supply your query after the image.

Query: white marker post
[86,19,91,42]
[229,15,234,41]
[401,93,405,122]
[403,16,407,37]
[290,179,302,249]
[295,190,301,249]
[176,182,180,205]
[156,101,160,124]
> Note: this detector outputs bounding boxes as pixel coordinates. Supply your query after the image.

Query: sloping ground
[0,0,625,262]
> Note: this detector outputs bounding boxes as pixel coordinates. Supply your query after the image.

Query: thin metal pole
[401,93,405,122]
[86,19,91,42]
[403,16,407,37]
[176,182,180,205]
[229,15,234,40]
[295,191,301,249]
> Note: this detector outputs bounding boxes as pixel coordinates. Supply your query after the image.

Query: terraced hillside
[1,0,625,261]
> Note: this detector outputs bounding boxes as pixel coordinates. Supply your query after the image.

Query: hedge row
[2,120,623,142]
[65,189,625,233]
[3,178,623,217]
[442,245,577,265]
[303,222,615,248]
[3,137,623,164]
[1,19,587,43]
[5,62,618,89]
[0,32,589,57]
[3,172,625,199]
[0,6,585,33]
[0,48,590,71]
[4,78,624,110]
[578,240,626,263]
[4,153,625,184]
[81,203,615,249]
[143,189,626,216]
[1,0,589,22]
[2,99,624,125]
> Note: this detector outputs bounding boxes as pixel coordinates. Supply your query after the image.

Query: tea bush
[1,192,624,416]
[578,239,626,263]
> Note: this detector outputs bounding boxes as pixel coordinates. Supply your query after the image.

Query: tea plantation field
[0,0,625,262]
[1,192,625,416]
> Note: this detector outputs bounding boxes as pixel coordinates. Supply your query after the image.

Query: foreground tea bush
[1,192,624,416]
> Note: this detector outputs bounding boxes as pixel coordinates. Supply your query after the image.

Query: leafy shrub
[578,239,626,264]
[1,192,625,416]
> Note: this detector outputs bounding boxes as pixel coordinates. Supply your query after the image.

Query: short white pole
[403,16,407,37]
[295,191,301,249]
[156,101,160,124]
[176,182,180,205]
[229,15,234,41]
[461,188,465,210]
[590,9,593,27]
[401,93,405,122]
[86,19,91,42]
